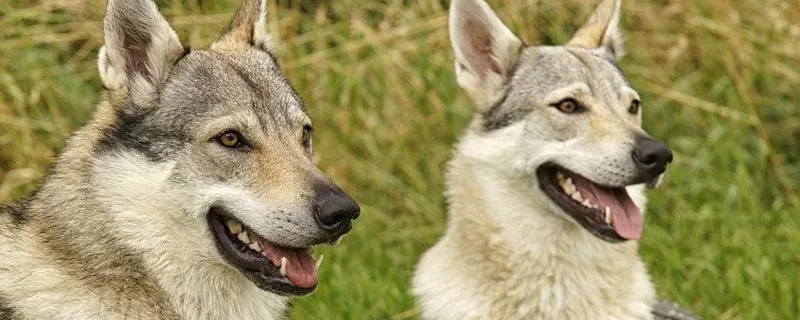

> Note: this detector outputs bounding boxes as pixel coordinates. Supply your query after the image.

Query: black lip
[536,163,626,243]
[207,209,316,296]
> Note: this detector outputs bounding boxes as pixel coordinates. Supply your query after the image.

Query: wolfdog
[413,0,697,319]
[0,0,360,319]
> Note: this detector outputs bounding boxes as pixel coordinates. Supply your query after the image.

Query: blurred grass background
[1,0,799,319]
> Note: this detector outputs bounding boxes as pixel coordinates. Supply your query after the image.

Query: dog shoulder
[413,239,495,320]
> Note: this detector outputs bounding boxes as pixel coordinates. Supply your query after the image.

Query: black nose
[313,183,360,233]
[632,137,673,178]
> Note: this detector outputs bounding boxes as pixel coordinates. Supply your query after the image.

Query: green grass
[1,0,799,319]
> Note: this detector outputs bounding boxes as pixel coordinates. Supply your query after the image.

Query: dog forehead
[482,46,631,131]
[513,46,629,99]
[164,50,307,123]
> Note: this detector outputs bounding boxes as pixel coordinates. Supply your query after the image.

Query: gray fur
[0,202,28,227]
[0,295,19,320]
[482,46,629,131]
[652,301,701,320]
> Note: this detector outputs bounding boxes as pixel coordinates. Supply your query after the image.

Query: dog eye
[215,130,247,149]
[553,99,585,114]
[628,100,641,114]
[302,125,313,148]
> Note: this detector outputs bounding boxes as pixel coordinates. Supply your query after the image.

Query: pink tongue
[572,177,643,240]
[259,241,317,288]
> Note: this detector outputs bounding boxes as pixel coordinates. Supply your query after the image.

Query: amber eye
[629,100,641,115]
[553,98,585,114]
[302,124,313,148]
[215,130,246,149]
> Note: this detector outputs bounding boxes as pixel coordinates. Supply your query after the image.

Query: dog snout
[313,182,360,235]
[632,136,673,179]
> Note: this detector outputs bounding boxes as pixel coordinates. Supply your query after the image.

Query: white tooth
[604,207,612,224]
[557,171,565,182]
[571,191,584,202]
[279,257,288,276]
[237,231,251,244]
[249,241,261,252]
[315,255,324,271]
[226,220,243,234]
[564,182,576,195]
[582,199,592,208]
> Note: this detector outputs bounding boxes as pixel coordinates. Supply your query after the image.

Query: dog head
[94,0,359,296]
[449,0,672,242]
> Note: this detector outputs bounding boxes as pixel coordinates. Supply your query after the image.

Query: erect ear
[98,0,185,98]
[566,0,624,60]
[211,0,273,52]
[449,0,523,110]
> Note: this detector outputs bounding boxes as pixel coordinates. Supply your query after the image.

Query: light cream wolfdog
[413,0,696,319]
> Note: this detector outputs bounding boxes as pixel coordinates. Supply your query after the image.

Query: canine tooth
[226,220,243,234]
[249,241,261,252]
[279,257,288,276]
[604,207,612,224]
[557,171,565,182]
[237,231,251,244]
[315,255,324,271]
[571,191,584,202]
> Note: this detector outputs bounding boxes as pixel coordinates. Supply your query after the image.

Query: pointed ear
[211,0,273,52]
[98,0,185,97]
[566,0,624,59]
[449,0,523,110]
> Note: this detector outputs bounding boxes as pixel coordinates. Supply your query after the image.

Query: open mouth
[536,163,644,243]
[208,209,322,296]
